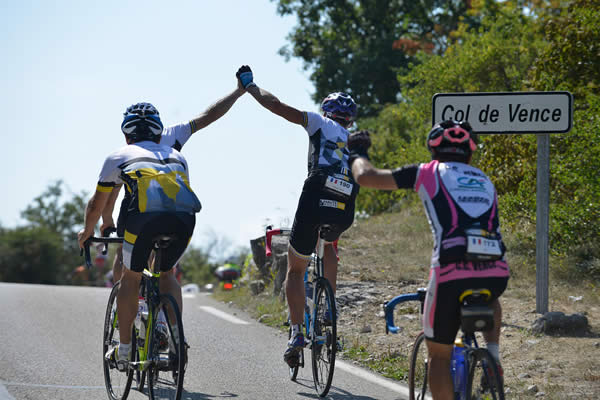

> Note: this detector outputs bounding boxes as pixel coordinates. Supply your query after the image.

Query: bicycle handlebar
[80,235,124,269]
[265,225,291,257]
[384,289,427,334]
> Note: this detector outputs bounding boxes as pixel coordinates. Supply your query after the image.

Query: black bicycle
[266,225,338,397]
[83,233,187,400]
[384,288,504,400]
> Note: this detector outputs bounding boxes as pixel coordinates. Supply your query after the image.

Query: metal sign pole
[536,133,550,313]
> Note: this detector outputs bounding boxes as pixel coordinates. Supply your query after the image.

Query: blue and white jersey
[303,111,353,179]
[160,122,193,151]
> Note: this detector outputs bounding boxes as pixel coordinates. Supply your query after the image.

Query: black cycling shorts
[122,211,195,273]
[116,191,131,237]
[424,276,509,345]
[289,176,356,257]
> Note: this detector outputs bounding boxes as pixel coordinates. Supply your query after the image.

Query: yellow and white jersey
[96,140,201,214]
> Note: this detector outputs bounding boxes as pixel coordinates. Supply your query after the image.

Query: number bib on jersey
[466,234,502,260]
[324,175,353,197]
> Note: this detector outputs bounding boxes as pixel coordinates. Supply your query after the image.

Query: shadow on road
[289,378,380,400]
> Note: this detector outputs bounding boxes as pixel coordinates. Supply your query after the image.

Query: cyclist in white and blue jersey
[236,65,359,368]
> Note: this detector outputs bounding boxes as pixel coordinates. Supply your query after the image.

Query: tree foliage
[272,0,474,116]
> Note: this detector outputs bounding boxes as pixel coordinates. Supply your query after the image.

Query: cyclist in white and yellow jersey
[99,84,246,284]
[78,103,203,371]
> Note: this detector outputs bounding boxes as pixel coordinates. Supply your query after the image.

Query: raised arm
[236,65,305,126]
[190,86,246,133]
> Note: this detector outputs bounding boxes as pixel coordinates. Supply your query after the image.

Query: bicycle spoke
[311,279,337,397]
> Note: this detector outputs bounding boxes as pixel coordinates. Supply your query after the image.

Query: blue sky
[1,1,318,257]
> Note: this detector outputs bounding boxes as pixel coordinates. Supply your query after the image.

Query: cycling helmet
[321,92,357,124]
[121,102,163,140]
[427,120,477,158]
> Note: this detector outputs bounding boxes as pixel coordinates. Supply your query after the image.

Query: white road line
[198,306,249,325]
[1,381,104,390]
[336,360,412,398]
[0,384,16,400]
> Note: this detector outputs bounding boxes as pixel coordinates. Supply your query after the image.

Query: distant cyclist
[78,102,202,371]
[100,83,246,284]
[347,122,509,400]
[236,65,359,367]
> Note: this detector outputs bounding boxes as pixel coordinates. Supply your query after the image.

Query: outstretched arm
[348,130,398,190]
[236,65,305,126]
[190,86,246,133]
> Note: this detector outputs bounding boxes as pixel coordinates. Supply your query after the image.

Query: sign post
[432,91,573,314]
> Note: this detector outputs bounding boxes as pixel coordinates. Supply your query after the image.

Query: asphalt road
[0,283,409,399]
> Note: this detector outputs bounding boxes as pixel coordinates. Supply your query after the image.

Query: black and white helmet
[121,102,163,140]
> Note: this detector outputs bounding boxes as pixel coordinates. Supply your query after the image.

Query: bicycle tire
[148,293,185,400]
[466,348,505,400]
[102,282,134,400]
[409,332,430,400]
[311,278,337,397]
[287,324,300,381]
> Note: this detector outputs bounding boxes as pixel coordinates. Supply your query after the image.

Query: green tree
[0,226,64,284]
[272,0,474,116]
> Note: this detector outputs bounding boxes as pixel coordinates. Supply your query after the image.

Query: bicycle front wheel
[102,282,134,400]
[311,279,337,397]
[466,348,505,400]
[409,332,430,400]
[148,293,185,400]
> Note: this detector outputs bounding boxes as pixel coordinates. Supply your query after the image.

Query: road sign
[432,91,573,133]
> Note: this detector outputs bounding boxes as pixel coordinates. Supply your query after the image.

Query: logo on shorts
[319,199,345,210]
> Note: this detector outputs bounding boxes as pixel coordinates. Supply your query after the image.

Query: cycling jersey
[114,122,195,235]
[289,112,357,257]
[96,140,201,215]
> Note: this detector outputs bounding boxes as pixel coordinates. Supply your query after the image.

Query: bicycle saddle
[459,289,494,333]
[152,234,178,249]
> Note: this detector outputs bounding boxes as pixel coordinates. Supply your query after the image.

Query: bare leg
[285,246,310,326]
[112,245,124,283]
[425,340,454,400]
[117,268,142,345]
[322,243,338,293]
[160,270,183,323]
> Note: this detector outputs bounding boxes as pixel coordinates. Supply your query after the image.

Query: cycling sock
[291,324,301,337]
[486,342,500,362]
[118,342,131,361]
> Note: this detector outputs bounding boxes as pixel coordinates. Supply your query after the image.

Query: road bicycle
[265,225,338,397]
[83,233,187,400]
[384,288,505,400]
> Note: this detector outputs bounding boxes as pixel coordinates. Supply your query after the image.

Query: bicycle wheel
[466,348,505,400]
[409,332,430,400]
[311,279,337,397]
[148,293,185,400]
[102,282,134,400]
[288,324,300,381]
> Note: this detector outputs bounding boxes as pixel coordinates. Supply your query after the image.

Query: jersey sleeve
[160,122,193,151]
[96,152,124,193]
[303,111,324,136]
[391,164,419,189]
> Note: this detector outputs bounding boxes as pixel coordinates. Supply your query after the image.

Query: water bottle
[452,342,466,394]
[135,297,148,343]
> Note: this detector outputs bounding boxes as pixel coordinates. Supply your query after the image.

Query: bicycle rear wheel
[148,294,185,400]
[102,282,134,400]
[466,348,505,400]
[408,332,430,400]
[311,279,337,397]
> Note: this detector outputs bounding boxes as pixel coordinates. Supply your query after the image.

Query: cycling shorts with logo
[289,174,356,257]
[423,267,508,344]
[122,211,195,273]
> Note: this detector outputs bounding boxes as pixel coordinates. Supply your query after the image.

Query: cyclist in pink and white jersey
[347,121,509,400]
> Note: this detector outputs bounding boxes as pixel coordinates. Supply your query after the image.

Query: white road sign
[432,91,573,133]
